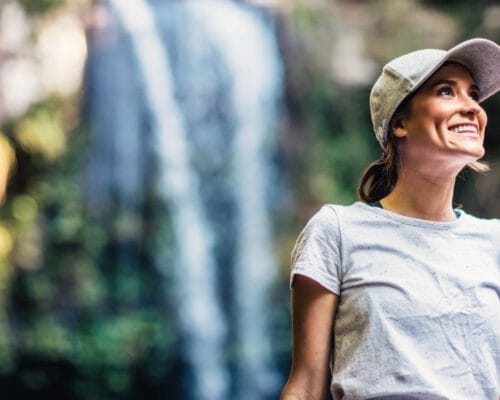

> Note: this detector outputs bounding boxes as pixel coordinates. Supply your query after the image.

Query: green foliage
[73,311,172,380]
[0,95,179,397]
[18,0,65,14]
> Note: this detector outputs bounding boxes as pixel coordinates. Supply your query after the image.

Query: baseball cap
[370,38,500,148]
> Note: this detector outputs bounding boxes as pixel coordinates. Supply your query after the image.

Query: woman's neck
[380,167,458,222]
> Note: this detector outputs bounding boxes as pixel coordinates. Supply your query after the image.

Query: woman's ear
[392,117,408,138]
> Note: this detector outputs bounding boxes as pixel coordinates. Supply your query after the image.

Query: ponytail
[358,133,400,203]
[359,92,413,203]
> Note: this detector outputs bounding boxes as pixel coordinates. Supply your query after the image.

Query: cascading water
[107,0,228,398]
[185,2,283,397]
[88,0,283,398]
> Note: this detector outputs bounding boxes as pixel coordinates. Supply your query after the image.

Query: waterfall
[107,0,228,399]
[97,0,283,398]
[184,2,283,397]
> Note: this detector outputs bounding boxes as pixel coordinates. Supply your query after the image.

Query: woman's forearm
[280,385,318,400]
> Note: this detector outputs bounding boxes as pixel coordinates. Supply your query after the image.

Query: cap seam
[385,65,416,85]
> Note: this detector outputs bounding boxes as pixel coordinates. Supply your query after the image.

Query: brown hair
[357,135,400,203]
[357,96,411,203]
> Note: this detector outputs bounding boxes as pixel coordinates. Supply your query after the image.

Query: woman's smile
[447,123,479,139]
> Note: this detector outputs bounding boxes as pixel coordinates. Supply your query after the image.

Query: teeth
[450,124,477,134]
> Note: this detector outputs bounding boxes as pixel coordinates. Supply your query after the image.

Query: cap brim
[413,38,500,102]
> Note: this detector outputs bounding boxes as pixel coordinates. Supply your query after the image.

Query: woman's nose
[459,95,482,116]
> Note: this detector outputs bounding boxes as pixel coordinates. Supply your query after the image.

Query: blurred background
[0,0,499,399]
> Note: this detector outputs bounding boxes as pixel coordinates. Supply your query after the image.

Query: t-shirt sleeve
[290,205,342,295]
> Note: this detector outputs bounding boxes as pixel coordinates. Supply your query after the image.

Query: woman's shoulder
[458,209,500,231]
[315,201,373,218]
[304,202,372,228]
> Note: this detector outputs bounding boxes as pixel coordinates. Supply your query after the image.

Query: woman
[281,38,500,400]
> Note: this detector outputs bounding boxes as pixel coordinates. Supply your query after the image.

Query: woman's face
[394,62,487,172]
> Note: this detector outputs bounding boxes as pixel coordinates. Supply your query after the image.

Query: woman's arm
[280,274,339,400]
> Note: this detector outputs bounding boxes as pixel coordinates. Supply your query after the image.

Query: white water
[107,0,282,398]
[187,1,283,397]
[107,0,228,399]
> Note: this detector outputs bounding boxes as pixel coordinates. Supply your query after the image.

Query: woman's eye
[469,91,480,102]
[437,86,453,96]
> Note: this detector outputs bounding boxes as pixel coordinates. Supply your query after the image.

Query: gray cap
[370,38,500,148]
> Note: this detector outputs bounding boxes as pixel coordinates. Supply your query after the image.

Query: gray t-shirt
[291,202,500,400]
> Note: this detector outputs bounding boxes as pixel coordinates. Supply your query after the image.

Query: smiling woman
[281,38,500,400]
